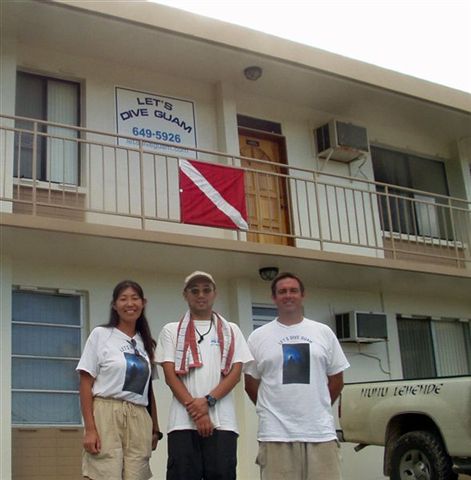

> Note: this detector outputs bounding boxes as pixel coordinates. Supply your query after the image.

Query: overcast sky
[150,0,471,94]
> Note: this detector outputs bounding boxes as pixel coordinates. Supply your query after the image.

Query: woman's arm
[79,370,101,454]
[148,385,160,450]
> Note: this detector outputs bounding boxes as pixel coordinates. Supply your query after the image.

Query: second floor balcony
[1,114,470,276]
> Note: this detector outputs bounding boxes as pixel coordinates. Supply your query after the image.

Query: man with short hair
[156,271,252,480]
[245,272,349,480]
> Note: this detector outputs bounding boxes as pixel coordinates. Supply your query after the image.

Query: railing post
[384,185,396,259]
[31,121,38,216]
[448,197,460,267]
[313,172,324,251]
[139,140,145,229]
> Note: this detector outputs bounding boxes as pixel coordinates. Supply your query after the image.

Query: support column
[214,81,247,240]
[0,26,17,214]
[227,277,259,480]
[0,255,13,480]
[215,81,239,158]
[457,137,471,201]
[456,138,471,269]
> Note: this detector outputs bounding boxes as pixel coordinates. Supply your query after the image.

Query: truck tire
[390,430,457,480]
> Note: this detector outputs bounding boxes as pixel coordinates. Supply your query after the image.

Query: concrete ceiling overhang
[3,0,471,122]
[1,215,470,301]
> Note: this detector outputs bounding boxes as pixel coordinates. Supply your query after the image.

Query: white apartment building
[1,1,470,479]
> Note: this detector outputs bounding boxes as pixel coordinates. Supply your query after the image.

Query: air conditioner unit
[315,120,369,163]
[335,311,387,343]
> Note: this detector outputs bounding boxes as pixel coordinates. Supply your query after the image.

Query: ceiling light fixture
[244,65,263,81]
[259,267,279,281]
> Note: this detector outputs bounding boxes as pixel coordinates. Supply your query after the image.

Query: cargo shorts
[82,397,153,480]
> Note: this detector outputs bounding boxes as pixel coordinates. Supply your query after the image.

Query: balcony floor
[2,212,470,300]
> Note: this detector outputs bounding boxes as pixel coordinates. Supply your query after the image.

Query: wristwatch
[205,394,217,407]
[153,430,163,440]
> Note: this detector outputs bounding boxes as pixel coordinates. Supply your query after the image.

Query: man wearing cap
[156,271,252,480]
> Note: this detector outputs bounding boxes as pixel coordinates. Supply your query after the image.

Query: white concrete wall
[4,36,467,252]
[2,258,470,479]
[1,20,470,480]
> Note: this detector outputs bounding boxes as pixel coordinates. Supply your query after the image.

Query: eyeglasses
[128,338,141,356]
[187,287,214,296]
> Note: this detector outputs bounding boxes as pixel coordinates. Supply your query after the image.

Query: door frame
[238,126,293,245]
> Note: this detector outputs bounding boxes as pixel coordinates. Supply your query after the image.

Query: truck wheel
[390,430,457,480]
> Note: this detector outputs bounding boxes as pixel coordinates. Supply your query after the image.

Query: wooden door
[239,131,291,245]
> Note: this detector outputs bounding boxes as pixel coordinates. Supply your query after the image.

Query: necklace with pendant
[195,319,213,344]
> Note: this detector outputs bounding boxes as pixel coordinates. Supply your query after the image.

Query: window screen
[12,289,83,425]
[371,146,451,239]
[252,305,278,330]
[14,71,80,184]
[398,315,471,379]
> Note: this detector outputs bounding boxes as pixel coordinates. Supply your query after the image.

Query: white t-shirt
[77,326,156,406]
[245,318,350,442]
[156,320,253,434]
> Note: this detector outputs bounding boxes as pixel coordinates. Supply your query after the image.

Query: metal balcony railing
[1,114,470,268]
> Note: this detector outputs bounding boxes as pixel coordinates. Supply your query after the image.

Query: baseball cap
[183,271,216,290]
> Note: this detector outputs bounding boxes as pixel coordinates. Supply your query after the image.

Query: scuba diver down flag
[179,159,248,230]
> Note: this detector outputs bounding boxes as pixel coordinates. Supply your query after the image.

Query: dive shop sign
[115,87,197,155]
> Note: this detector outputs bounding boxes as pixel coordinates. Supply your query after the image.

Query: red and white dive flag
[179,159,248,230]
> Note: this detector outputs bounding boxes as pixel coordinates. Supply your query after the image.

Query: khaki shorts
[256,440,342,480]
[82,397,153,480]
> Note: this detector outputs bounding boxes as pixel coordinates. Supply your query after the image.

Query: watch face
[206,395,217,407]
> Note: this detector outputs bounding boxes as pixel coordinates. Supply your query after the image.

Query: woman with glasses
[77,280,161,480]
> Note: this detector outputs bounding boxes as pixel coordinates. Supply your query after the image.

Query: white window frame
[371,145,451,241]
[252,304,278,330]
[14,71,81,185]
[11,286,85,427]
[397,314,471,379]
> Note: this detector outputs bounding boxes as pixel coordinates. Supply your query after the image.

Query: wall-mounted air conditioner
[315,120,369,163]
[335,311,387,343]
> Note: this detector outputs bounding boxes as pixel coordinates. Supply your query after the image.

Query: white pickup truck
[337,375,471,479]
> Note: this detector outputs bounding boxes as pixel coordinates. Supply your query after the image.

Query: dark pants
[167,429,238,480]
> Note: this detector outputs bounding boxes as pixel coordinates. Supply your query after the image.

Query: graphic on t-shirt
[282,343,310,384]
[123,352,149,394]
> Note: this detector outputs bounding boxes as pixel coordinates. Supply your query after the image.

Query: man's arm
[161,361,213,437]
[161,361,194,405]
[208,362,242,401]
[244,374,260,405]
[185,362,243,419]
[328,371,344,405]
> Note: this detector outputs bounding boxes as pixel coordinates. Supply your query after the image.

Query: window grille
[12,288,83,425]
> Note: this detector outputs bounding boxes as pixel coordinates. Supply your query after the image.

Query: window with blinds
[14,71,80,185]
[371,146,452,240]
[252,304,278,330]
[397,315,471,379]
[12,289,83,425]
